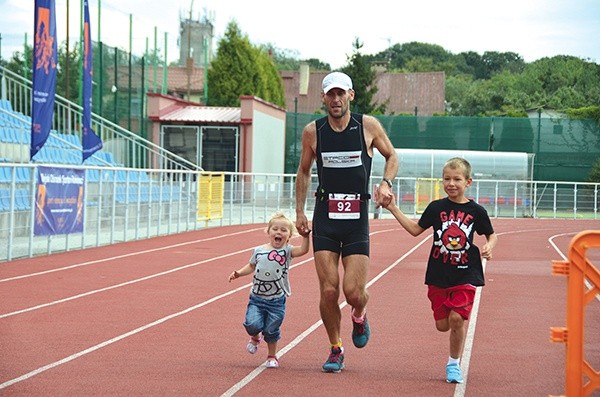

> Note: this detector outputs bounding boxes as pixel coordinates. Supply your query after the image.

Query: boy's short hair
[443,157,472,179]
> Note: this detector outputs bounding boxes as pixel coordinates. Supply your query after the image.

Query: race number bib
[328,193,360,220]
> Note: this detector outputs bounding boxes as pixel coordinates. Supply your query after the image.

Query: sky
[1,0,599,68]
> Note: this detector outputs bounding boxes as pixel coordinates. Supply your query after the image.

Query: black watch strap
[382,178,393,188]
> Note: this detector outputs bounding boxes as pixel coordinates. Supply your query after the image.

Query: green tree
[588,157,600,183]
[207,21,285,107]
[3,41,82,104]
[56,40,80,104]
[342,38,385,114]
[403,57,436,73]
[521,56,600,109]
[454,51,480,77]
[445,74,473,115]
[302,58,331,71]
[453,51,524,80]
[3,46,33,80]
[207,21,258,107]
[262,44,300,71]
[376,42,452,70]
[254,45,286,107]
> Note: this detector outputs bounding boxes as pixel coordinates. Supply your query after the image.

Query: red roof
[160,106,240,123]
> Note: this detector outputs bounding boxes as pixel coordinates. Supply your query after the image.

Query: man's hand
[375,183,393,209]
[296,213,311,236]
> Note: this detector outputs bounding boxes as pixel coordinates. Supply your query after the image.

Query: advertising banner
[34,166,85,236]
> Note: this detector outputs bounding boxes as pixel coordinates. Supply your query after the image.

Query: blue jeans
[243,294,286,343]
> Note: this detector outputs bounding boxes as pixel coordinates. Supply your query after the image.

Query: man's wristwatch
[382,178,393,188]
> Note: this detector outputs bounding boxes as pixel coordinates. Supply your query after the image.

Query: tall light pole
[65,0,70,100]
[186,0,194,100]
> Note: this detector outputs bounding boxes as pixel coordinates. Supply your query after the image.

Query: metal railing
[1,65,201,173]
[1,164,599,262]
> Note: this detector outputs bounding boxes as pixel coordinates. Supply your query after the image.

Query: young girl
[383,157,497,383]
[228,211,310,368]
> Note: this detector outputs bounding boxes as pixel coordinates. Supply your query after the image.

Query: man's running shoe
[352,313,370,348]
[446,363,464,383]
[322,346,344,373]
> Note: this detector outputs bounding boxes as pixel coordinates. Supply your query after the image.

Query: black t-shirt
[418,197,494,288]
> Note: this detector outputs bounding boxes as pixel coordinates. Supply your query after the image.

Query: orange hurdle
[550,230,600,397]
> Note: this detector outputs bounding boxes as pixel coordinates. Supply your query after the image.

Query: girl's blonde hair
[267,211,298,236]
[443,157,472,179]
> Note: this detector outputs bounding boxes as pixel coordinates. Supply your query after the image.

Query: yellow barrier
[415,177,443,213]
[197,172,224,222]
[550,230,600,397]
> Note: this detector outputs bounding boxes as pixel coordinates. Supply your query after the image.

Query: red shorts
[427,284,477,321]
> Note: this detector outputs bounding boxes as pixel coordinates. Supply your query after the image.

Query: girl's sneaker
[265,356,279,368]
[246,336,261,354]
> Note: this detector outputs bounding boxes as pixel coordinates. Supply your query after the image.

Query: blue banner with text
[34,166,85,236]
[31,0,57,160]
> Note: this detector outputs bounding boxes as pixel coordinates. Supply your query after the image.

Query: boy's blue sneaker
[446,363,464,383]
[351,314,370,348]
[322,346,344,373]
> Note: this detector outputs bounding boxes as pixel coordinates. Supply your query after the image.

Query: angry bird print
[441,223,467,251]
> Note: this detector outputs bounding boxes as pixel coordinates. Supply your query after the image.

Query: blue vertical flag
[81,0,103,162]
[31,0,58,160]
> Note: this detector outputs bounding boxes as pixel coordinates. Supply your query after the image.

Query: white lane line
[2,226,575,391]
[0,246,254,319]
[0,256,315,390]
[0,227,263,283]
[220,233,432,397]
[453,259,485,397]
[454,228,575,397]
[549,232,599,301]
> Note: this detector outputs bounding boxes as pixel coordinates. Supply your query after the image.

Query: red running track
[0,218,598,396]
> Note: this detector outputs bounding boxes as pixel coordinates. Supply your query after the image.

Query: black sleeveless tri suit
[312,113,372,257]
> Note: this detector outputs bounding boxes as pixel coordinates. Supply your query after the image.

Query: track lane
[0,218,597,396]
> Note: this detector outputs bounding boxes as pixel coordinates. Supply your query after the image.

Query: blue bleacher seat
[161,187,174,202]
[0,189,10,211]
[69,149,83,164]
[16,167,31,183]
[67,134,81,148]
[150,186,161,202]
[32,147,50,163]
[138,171,150,183]
[13,128,30,145]
[15,189,30,211]
[115,186,128,203]
[100,169,114,182]
[86,169,100,182]
[0,99,13,112]
[84,153,102,166]
[0,127,10,142]
[48,147,61,163]
[116,170,127,182]
[0,167,13,183]
[129,171,140,182]
[3,127,16,143]
[139,186,150,203]
[46,132,59,147]
[56,149,68,164]
[5,127,16,143]
[101,152,116,165]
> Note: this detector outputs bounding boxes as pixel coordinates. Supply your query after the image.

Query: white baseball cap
[322,72,353,94]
